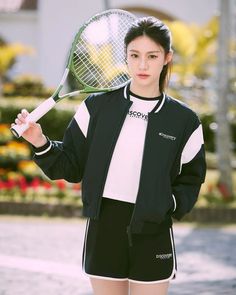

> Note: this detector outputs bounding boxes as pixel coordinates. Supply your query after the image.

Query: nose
[139,57,148,70]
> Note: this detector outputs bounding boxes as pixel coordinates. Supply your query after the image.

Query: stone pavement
[0,216,235,295]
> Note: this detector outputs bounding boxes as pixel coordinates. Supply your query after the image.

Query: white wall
[0,11,39,77]
[38,0,105,87]
[111,0,218,24]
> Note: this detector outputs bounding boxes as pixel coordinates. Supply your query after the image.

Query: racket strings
[71,11,136,89]
[73,42,106,87]
[73,39,127,88]
[74,44,111,88]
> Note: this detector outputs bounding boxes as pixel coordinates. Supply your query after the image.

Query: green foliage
[1,97,236,156]
[3,75,54,98]
[200,113,215,152]
[38,108,73,140]
[0,37,34,78]
[0,104,73,140]
[1,100,235,153]
[166,16,218,81]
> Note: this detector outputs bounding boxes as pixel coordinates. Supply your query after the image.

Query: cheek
[157,59,167,71]
[126,59,136,71]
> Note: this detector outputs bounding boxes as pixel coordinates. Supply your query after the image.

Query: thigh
[90,277,129,295]
[130,281,169,295]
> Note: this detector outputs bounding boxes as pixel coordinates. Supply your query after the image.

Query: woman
[13,16,206,295]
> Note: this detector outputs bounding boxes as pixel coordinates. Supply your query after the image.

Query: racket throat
[53,68,70,101]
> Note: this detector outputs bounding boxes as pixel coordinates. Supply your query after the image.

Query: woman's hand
[12,109,47,147]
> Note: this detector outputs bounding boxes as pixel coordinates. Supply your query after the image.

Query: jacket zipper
[95,100,133,219]
[127,113,151,247]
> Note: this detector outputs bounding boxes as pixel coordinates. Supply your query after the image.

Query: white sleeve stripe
[181,124,204,164]
[74,101,90,138]
[172,194,177,212]
[35,141,52,156]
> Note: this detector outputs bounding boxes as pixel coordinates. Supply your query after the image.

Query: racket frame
[10,9,136,138]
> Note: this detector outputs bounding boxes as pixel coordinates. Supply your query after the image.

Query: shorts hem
[129,228,177,285]
[129,269,177,284]
[83,269,177,284]
[84,271,129,281]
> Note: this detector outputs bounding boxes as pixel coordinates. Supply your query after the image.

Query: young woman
[13,16,206,295]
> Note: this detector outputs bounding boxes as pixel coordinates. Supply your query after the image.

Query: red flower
[18,176,28,192]
[43,181,52,190]
[31,177,41,190]
[56,179,66,191]
[5,179,15,189]
[217,182,232,200]
[72,183,81,191]
[0,180,6,189]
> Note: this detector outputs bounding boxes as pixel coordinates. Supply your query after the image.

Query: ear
[164,51,173,65]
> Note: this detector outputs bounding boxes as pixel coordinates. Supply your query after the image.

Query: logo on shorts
[156,253,172,259]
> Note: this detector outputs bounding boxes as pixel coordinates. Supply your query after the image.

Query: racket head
[68,9,136,92]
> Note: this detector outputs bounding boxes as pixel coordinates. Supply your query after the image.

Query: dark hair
[124,16,172,93]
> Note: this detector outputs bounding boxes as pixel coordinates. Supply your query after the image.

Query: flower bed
[0,168,82,204]
[0,122,82,204]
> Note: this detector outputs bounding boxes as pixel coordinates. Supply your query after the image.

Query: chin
[136,80,155,88]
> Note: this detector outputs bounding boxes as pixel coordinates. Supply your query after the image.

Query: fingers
[21,109,29,118]
[13,109,29,126]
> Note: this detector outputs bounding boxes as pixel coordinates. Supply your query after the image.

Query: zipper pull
[127,226,133,247]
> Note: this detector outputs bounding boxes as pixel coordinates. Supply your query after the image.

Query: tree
[215,0,234,199]
[0,38,33,97]
[166,9,235,199]
[166,17,218,83]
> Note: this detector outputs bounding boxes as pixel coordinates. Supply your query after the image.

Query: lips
[137,74,150,79]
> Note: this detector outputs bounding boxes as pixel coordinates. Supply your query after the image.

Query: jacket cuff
[32,136,52,156]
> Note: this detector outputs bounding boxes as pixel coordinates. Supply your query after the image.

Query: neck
[129,82,161,98]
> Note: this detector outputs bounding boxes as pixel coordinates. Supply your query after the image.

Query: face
[126,35,172,94]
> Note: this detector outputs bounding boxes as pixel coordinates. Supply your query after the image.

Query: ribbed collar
[123,82,166,114]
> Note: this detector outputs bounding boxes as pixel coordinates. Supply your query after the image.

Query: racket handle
[11,97,57,138]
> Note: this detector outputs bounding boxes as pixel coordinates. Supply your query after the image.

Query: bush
[0,104,73,140]
[200,113,215,152]
[0,100,80,201]
[0,98,235,153]
[3,75,54,98]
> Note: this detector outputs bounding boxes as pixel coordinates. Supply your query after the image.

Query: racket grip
[10,97,57,138]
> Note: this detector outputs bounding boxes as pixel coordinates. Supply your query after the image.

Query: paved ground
[0,216,235,295]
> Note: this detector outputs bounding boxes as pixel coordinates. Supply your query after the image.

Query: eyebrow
[128,49,161,53]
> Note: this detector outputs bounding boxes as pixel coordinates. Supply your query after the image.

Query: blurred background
[0,0,236,217]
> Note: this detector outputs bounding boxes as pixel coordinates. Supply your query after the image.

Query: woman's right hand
[12,109,47,148]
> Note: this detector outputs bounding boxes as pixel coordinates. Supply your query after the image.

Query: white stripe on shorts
[82,218,128,281]
[83,224,177,283]
[129,228,177,284]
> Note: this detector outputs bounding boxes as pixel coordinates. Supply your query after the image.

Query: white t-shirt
[102,92,162,203]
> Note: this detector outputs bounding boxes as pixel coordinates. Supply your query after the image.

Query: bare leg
[130,281,169,295]
[90,278,129,295]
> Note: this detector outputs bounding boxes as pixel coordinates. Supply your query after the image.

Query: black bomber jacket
[33,84,206,236]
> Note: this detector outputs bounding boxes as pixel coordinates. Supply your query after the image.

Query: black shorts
[83,198,177,283]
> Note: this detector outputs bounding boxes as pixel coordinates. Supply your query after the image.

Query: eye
[148,54,158,59]
[130,53,138,58]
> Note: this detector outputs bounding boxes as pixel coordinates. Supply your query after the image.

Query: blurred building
[0,0,218,87]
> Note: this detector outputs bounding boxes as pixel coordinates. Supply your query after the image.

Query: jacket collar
[123,82,166,114]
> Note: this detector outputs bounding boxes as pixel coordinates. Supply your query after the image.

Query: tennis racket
[11,9,136,138]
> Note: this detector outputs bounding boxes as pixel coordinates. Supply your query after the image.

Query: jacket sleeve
[172,115,207,220]
[33,100,90,183]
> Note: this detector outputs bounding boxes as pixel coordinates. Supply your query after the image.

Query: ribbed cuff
[32,136,52,156]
